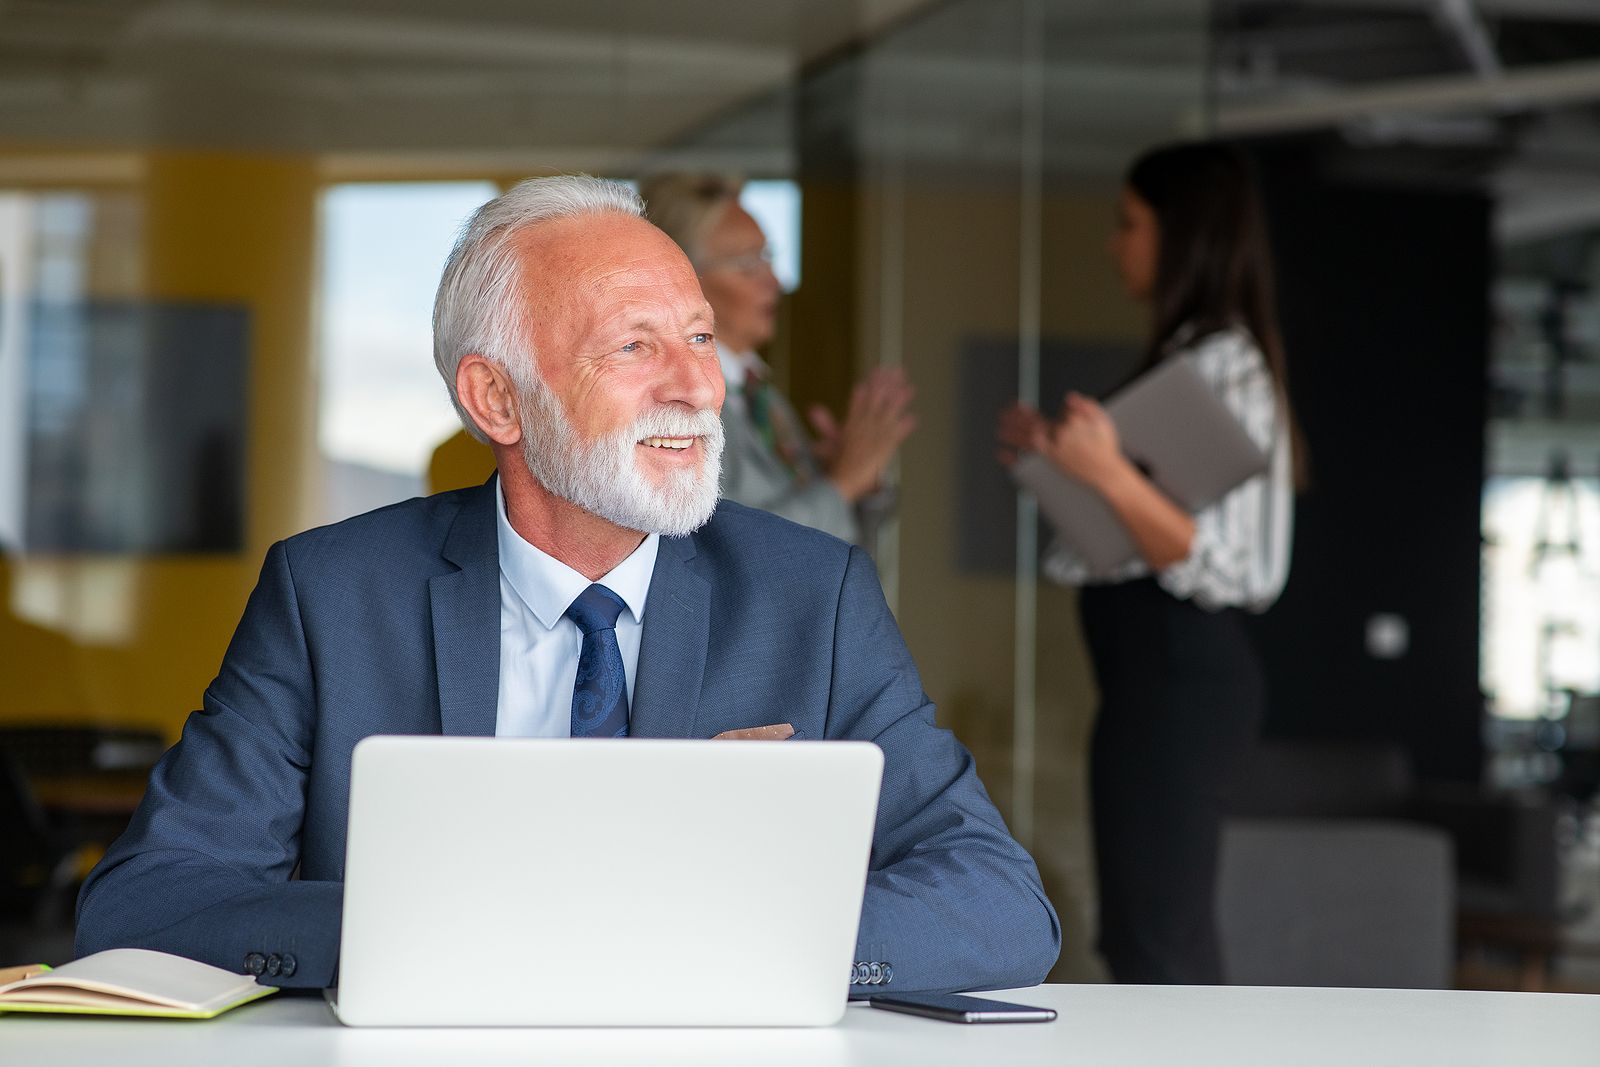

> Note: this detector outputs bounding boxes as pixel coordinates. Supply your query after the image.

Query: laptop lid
[1109,354,1270,511]
[334,736,883,1027]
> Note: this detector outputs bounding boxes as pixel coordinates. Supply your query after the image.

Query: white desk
[5,984,1598,1066]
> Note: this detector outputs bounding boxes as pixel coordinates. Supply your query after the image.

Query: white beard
[517,377,724,537]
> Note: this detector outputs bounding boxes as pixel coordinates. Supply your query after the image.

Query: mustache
[627,407,722,441]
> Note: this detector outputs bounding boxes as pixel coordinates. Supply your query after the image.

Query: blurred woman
[999,142,1295,984]
[641,174,913,545]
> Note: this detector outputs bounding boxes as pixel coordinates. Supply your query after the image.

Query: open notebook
[0,948,277,1018]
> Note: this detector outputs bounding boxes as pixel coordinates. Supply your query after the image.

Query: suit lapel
[430,480,501,737]
[630,532,709,738]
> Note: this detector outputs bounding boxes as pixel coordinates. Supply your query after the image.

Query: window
[316,181,497,522]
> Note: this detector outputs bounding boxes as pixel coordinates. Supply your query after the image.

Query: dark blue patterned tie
[564,584,630,739]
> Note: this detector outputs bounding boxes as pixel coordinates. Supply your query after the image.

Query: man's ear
[455,355,523,446]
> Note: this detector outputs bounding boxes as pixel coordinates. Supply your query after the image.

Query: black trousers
[1079,578,1264,985]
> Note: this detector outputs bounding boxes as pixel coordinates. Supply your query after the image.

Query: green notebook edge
[0,982,278,1019]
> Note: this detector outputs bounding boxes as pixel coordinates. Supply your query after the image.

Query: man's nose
[758,262,781,295]
[659,342,724,411]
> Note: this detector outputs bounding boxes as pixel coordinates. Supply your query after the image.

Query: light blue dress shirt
[493,480,659,737]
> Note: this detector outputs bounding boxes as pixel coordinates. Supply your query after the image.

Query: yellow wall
[1,150,319,741]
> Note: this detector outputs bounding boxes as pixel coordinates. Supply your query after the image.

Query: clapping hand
[809,367,917,503]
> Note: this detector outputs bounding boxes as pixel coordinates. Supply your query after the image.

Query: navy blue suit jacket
[76,482,1060,991]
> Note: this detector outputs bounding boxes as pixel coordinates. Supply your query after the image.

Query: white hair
[432,174,644,442]
[637,172,744,266]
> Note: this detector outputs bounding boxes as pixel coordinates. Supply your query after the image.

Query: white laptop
[331,735,883,1027]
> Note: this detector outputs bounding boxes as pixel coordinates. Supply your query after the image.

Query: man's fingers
[807,404,839,440]
[868,366,908,392]
[864,376,903,417]
[856,369,914,423]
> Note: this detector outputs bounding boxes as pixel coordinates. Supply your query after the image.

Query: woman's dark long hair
[1126,141,1287,392]
[1127,140,1305,483]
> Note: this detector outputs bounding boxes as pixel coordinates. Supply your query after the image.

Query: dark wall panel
[1247,145,1489,784]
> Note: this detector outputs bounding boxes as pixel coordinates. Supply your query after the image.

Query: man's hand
[809,368,917,503]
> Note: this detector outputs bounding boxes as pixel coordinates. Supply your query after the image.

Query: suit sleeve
[74,541,342,988]
[829,546,1061,994]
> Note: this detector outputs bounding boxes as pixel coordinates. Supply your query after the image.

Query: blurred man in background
[641,174,914,546]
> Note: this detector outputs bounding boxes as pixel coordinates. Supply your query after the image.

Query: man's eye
[690,333,712,345]
[620,341,640,353]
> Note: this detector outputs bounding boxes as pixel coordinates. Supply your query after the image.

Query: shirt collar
[716,341,767,392]
[494,479,659,631]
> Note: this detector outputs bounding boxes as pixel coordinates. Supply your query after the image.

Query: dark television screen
[24,299,249,553]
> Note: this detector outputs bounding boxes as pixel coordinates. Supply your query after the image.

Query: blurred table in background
[0,726,161,923]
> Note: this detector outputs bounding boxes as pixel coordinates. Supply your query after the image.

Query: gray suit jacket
[75,483,1059,993]
[719,373,861,542]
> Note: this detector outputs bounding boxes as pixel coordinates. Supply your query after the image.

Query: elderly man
[641,174,914,545]
[75,176,1059,995]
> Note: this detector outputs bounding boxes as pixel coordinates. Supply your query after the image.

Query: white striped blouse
[1041,324,1294,614]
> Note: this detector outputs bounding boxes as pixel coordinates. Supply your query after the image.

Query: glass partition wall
[659,0,1209,979]
[808,0,1210,980]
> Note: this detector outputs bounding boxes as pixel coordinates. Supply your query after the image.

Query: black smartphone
[868,992,1058,1024]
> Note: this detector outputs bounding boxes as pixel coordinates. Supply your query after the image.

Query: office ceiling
[792,0,1600,199]
[1214,1,1600,241]
[0,0,930,170]
[2,0,1600,222]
